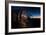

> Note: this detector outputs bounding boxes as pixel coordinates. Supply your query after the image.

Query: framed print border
[5,1,45,35]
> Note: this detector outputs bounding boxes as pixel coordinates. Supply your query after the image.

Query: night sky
[11,6,40,16]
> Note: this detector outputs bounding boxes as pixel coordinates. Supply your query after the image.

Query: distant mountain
[29,16,40,18]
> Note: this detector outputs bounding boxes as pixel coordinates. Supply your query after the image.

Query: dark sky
[11,6,40,16]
